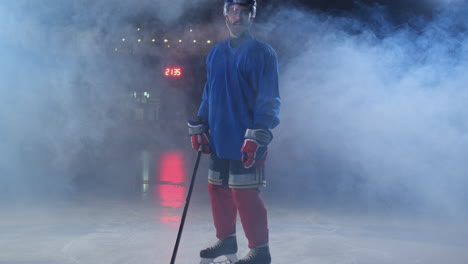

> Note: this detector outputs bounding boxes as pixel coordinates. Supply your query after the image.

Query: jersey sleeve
[197,53,212,121]
[253,45,281,129]
[197,81,209,120]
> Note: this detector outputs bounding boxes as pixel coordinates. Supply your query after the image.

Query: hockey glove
[187,120,211,154]
[241,128,273,168]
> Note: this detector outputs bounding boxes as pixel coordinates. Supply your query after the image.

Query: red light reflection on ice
[157,150,187,225]
[160,209,182,227]
[159,151,186,184]
[158,184,185,208]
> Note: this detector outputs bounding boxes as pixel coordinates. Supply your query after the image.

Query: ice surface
[1,186,467,264]
[2,1,468,263]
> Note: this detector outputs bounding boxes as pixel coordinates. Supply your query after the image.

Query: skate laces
[206,236,234,251]
[203,239,223,252]
[211,239,224,249]
[243,249,258,260]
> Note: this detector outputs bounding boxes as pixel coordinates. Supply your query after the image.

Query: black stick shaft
[170,151,202,264]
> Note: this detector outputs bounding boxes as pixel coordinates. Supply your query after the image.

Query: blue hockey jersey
[197,35,281,160]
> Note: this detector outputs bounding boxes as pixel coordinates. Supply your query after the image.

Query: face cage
[223,4,256,18]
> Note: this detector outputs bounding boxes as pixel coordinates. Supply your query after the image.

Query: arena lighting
[122,38,126,41]
[152,39,156,42]
[137,39,141,42]
[193,40,197,43]
[164,67,182,77]
[164,39,168,43]
[207,40,211,44]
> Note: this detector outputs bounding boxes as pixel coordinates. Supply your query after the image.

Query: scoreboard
[164,67,182,77]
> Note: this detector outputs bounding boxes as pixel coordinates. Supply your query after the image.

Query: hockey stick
[170,150,202,264]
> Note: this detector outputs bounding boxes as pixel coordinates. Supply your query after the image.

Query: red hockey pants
[208,183,269,249]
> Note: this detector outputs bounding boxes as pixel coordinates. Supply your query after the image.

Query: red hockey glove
[241,128,273,168]
[188,120,211,154]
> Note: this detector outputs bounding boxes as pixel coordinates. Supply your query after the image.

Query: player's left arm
[253,46,280,130]
[241,46,280,168]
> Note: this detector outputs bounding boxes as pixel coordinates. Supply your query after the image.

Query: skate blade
[200,254,238,264]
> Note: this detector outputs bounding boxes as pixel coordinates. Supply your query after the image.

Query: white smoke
[264,2,468,217]
[2,0,467,216]
[0,0,211,201]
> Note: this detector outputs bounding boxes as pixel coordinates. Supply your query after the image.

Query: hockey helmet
[223,0,257,18]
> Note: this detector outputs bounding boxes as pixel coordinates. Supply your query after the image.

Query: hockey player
[188,0,280,263]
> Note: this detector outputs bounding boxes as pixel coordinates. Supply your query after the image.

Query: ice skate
[236,245,271,264]
[200,235,238,264]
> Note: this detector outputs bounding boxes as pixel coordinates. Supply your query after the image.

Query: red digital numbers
[164,67,182,77]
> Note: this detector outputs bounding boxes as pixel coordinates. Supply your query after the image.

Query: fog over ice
[0,0,467,219]
[264,1,468,217]
[0,0,211,201]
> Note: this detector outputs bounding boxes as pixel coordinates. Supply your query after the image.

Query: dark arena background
[1,1,468,263]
